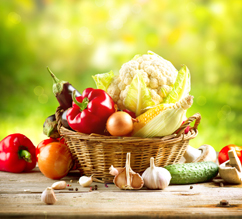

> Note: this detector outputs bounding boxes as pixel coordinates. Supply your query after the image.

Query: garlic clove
[41,187,57,205]
[79,175,93,187]
[109,165,123,176]
[51,181,67,190]
[114,169,127,188]
[130,172,144,189]
[113,153,144,190]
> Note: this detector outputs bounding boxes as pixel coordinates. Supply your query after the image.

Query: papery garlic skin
[109,165,119,176]
[41,187,57,205]
[79,175,93,187]
[142,157,171,190]
[112,153,144,190]
[51,181,67,190]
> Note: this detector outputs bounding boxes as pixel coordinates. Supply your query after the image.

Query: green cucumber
[164,161,219,184]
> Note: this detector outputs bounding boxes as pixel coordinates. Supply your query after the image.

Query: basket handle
[176,113,201,136]
[55,106,64,133]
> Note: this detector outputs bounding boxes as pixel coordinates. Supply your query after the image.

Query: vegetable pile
[0,51,240,191]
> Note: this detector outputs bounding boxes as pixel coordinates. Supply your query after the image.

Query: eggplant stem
[47,67,59,84]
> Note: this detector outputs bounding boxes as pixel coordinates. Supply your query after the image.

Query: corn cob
[132,95,193,136]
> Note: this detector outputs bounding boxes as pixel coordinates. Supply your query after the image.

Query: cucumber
[164,161,219,184]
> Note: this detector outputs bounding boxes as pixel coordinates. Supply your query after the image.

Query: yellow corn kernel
[133,104,168,134]
[132,95,193,135]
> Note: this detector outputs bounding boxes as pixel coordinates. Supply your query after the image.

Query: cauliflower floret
[149,89,162,105]
[107,75,121,103]
[106,52,178,111]
[119,60,139,85]
[150,78,159,89]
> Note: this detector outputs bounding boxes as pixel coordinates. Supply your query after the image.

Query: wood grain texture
[0,167,242,219]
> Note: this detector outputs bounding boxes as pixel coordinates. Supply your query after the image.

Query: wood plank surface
[0,167,242,219]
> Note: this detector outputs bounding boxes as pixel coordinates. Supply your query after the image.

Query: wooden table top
[0,167,242,219]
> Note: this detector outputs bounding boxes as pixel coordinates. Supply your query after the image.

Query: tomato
[218,144,242,165]
[38,142,73,179]
[123,109,136,119]
[175,120,190,134]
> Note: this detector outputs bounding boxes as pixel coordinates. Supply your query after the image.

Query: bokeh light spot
[217,105,231,120]
[210,3,225,15]
[221,104,231,115]
[106,19,123,30]
[38,94,48,104]
[61,29,71,39]
[227,111,235,122]
[217,110,226,120]
[84,35,94,45]
[34,86,44,96]
[7,12,21,26]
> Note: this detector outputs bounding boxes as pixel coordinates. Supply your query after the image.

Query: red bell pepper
[0,133,37,173]
[66,88,116,135]
[218,144,242,165]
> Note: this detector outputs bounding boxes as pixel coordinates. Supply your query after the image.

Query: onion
[38,142,73,180]
[106,111,134,136]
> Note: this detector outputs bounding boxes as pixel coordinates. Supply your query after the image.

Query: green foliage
[0,0,242,149]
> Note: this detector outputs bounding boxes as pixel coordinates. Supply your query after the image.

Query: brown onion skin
[106,111,134,136]
[38,142,73,179]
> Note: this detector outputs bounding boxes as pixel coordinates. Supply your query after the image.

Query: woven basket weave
[56,106,201,183]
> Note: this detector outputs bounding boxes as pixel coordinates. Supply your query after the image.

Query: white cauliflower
[107,51,178,110]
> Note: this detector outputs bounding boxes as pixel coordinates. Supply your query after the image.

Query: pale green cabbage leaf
[92,70,114,92]
[163,65,190,104]
[133,107,186,138]
[124,72,155,116]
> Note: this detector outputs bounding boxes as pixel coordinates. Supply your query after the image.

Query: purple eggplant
[61,109,72,130]
[47,67,81,110]
[43,114,60,138]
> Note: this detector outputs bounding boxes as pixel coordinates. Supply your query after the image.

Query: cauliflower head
[107,51,178,111]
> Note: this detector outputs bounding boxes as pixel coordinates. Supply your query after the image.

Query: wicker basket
[56,106,201,183]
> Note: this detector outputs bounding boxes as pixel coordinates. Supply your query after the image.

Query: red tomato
[175,120,190,134]
[38,142,73,179]
[218,144,242,165]
[123,109,136,119]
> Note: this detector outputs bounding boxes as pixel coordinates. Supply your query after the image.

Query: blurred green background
[0,0,242,151]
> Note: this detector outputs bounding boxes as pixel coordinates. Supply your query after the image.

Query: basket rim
[56,105,201,144]
[59,126,198,144]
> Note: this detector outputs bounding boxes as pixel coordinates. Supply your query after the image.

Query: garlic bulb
[142,157,171,190]
[41,187,57,205]
[111,153,144,190]
[51,181,67,190]
[79,175,93,187]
